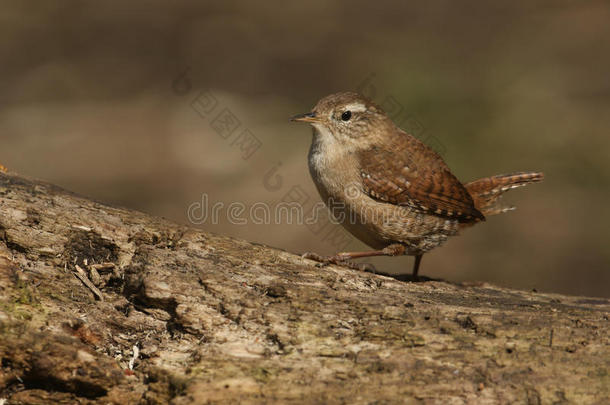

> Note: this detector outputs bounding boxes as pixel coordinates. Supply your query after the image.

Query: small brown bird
[291,92,543,279]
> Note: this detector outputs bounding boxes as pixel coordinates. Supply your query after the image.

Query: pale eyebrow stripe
[342,103,367,112]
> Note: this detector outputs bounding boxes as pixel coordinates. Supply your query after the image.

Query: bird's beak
[290,112,319,123]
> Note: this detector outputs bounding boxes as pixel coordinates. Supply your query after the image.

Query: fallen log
[0,172,607,404]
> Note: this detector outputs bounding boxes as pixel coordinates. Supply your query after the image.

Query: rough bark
[0,172,608,404]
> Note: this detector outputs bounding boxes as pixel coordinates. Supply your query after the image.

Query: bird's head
[291,92,393,151]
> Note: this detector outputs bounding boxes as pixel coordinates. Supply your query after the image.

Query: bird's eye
[341,110,352,121]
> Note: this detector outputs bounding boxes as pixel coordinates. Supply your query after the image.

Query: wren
[291,92,543,279]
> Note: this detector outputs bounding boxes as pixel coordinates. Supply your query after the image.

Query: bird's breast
[307,131,360,203]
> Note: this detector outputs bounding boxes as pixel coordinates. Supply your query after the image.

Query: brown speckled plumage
[358,137,484,222]
[291,92,544,278]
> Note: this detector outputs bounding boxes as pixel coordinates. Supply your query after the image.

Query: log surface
[0,172,608,404]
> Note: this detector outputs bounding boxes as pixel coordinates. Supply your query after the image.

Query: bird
[290,91,543,279]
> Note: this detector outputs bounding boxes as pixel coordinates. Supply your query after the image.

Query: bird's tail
[465,172,544,217]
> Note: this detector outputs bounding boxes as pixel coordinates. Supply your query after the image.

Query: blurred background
[1,1,608,297]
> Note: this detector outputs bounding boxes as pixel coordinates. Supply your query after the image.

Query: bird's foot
[301,252,375,272]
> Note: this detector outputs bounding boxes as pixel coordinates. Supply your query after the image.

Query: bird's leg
[412,254,423,280]
[302,244,406,271]
[334,244,406,261]
[301,251,370,271]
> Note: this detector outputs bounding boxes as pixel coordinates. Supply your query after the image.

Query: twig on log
[73,264,104,301]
